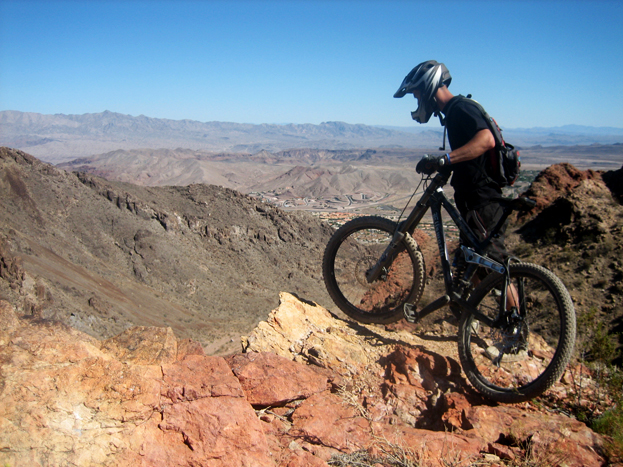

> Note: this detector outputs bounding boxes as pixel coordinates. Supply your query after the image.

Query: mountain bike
[322,161,576,403]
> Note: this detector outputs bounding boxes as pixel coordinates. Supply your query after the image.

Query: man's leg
[466,202,519,310]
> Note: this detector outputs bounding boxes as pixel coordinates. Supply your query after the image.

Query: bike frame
[365,171,513,326]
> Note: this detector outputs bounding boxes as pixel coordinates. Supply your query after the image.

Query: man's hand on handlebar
[416,154,451,175]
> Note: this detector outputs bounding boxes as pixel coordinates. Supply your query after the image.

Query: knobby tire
[458,263,576,403]
[322,216,425,324]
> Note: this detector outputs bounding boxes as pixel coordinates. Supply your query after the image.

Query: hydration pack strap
[439,95,466,150]
[439,125,447,151]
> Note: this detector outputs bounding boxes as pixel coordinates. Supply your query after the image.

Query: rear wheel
[322,216,425,324]
[458,263,576,403]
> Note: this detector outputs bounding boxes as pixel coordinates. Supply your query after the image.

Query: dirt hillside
[0,147,334,354]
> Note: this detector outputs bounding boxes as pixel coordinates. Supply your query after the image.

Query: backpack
[442,95,521,188]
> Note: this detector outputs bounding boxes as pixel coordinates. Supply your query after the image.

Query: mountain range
[2,110,622,163]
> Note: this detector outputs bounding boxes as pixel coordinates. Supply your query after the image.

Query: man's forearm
[448,129,496,164]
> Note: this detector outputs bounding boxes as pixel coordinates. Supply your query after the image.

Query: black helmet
[394,60,452,124]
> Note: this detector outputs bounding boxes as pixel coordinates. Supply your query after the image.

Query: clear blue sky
[1,0,621,129]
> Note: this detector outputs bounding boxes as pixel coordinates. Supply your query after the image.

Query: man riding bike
[394,60,508,278]
[321,63,575,397]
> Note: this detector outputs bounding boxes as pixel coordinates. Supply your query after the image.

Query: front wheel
[322,216,425,324]
[458,263,576,403]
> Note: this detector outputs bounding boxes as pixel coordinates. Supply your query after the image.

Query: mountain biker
[393,60,509,275]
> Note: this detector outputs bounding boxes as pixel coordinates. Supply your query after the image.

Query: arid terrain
[1,144,623,465]
[0,291,617,466]
[56,146,622,218]
[1,112,623,466]
[2,144,622,358]
[4,109,621,220]
[0,147,337,354]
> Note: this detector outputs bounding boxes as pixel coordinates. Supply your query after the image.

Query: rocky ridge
[512,163,623,364]
[0,293,613,466]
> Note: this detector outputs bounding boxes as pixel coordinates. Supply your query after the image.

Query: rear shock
[452,248,477,301]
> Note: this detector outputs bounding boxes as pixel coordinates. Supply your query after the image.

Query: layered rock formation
[0,293,610,466]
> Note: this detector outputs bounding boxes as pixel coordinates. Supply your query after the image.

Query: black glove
[416,154,450,175]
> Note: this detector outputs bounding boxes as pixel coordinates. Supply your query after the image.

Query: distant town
[248,191,391,212]
[250,170,539,236]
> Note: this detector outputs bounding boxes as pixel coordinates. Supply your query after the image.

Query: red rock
[156,396,273,466]
[162,354,245,402]
[465,405,606,467]
[0,302,275,467]
[488,442,518,461]
[176,337,205,360]
[385,383,428,426]
[228,351,329,406]
[0,293,612,467]
[279,450,330,467]
[519,163,603,218]
[464,405,516,442]
[385,346,462,389]
[441,392,473,431]
[290,391,374,453]
[374,425,486,467]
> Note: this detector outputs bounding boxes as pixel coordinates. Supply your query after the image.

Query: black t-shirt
[443,95,501,212]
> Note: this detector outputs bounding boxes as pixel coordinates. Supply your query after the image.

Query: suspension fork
[365,172,451,284]
[364,217,423,283]
[365,189,433,284]
[500,258,525,317]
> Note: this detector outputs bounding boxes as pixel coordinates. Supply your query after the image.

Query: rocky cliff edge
[0,292,613,467]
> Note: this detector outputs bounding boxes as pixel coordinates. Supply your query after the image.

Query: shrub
[592,369,623,459]
[573,307,623,459]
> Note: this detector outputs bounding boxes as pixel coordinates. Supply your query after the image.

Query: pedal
[403,303,419,323]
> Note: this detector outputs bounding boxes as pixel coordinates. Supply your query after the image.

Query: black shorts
[459,201,509,264]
